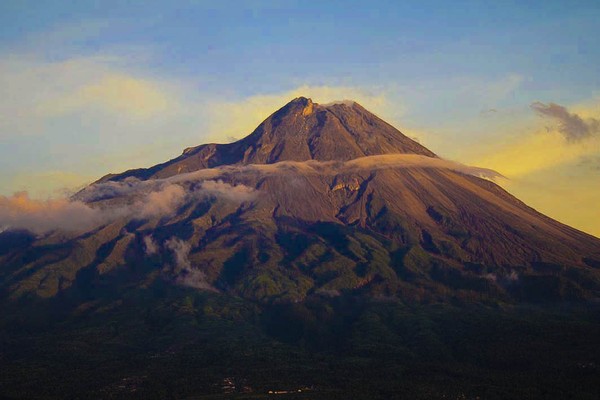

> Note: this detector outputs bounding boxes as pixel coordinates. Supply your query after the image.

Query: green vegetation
[1,219,600,399]
[1,282,599,399]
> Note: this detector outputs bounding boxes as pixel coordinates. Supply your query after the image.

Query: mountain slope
[2,97,600,304]
[3,97,600,399]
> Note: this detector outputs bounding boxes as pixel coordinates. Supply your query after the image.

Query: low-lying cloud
[531,102,600,142]
[138,184,187,219]
[166,237,216,291]
[197,179,257,202]
[1,155,500,235]
[0,191,117,234]
[0,180,256,234]
[175,154,503,181]
[143,235,158,256]
[166,237,192,270]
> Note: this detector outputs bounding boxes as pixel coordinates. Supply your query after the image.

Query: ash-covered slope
[2,98,600,304]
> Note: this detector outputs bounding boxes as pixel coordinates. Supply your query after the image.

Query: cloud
[1,153,497,235]
[172,154,503,181]
[165,237,216,291]
[343,155,503,180]
[138,184,187,219]
[38,74,171,118]
[75,178,151,202]
[77,178,257,205]
[1,179,256,235]
[320,100,358,107]
[165,237,192,270]
[143,235,158,256]
[484,270,519,286]
[531,102,600,142]
[199,180,257,202]
[0,55,177,137]
[94,155,503,190]
[0,192,121,234]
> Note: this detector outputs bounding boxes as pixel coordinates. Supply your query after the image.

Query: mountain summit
[99,97,435,182]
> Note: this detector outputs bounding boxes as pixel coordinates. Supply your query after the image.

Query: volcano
[1,98,600,399]
[3,97,599,302]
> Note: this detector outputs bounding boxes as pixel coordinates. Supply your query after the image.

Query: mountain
[2,97,600,303]
[2,98,600,399]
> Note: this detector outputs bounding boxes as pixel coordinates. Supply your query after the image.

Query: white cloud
[0,191,123,234]
[166,236,216,291]
[0,180,256,234]
[167,154,503,181]
[138,184,187,219]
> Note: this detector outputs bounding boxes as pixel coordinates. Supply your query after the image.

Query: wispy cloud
[531,102,600,142]
[165,237,192,270]
[0,152,499,235]
[143,235,158,256]
[199,179,257,202]
[168,154,503,181]
[166,237,216,291]
[0,180,256,234]
[76,177,257,204]
[38,74,171,118]
[138,184,187,219]
[0,191,118,234]
[0,55,174,137]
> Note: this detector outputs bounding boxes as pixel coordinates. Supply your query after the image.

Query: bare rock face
[2,97,600,304]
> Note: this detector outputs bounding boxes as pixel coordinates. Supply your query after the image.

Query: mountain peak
[274,96,314,117]
[290,96,312,105]
[99,97,437,181]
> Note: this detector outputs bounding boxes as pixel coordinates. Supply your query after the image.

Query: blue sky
[1,0,599,234]
[3,0,599,95]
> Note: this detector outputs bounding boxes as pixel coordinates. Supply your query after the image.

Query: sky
[0,0,599,236]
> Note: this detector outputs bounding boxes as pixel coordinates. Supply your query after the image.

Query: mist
[0,180,257,234]
[166,237,216,291]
